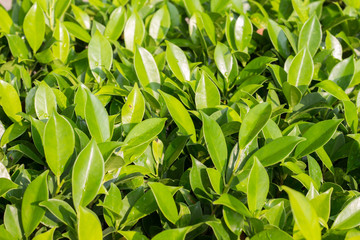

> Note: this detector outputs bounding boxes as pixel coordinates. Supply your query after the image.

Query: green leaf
[152,227,189,240]
[148,182,179,224]
[195,72,220,109]
[52,21,70,63]
[134,46,161,100]
[23,2,45,53]
[316,80,350,101]
[247,158,269,213]
[332,196,360,230]
[298,15,322,56]
[344,100,358,134]
[0,178,18,196]
[329,56,355,90]
[121,83,145,133]
[0,80,22,122]
[214,42,233,79]
[32,228,56,240]
[85,91,110,143]
[4,205,22,239]
[149,5,170,43]
[166,41,190,82]
[310,188,333,224]
[325,31,342,60]
[44,111,75,177]
[39,199,76,228]
[267,19,290,58]
[1,122,29,147]
[72,139,104,210]
[88,31,113,82]
[104,6,126,41]
[295,119,342,157]
[21,171,49,237]
[159,91,196,143]
[35,81,57,120]
[201,112,227,174]
[239,102,272,150]
[214,193,252,217]
[78,207,103,240]
[183,0,203,15]
[63,21,91,42]
[0,6,12,34]
[6,34,29,60]
[234,14,253,52]
[54,0,71,19]
[287,48,314,94]
[124,11,145,51]
[251,229,292,240]
[283,186,321,240]
[119,231,149,240]
[71,4,90,29]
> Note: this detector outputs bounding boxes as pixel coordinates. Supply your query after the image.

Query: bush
[0,0,360,239]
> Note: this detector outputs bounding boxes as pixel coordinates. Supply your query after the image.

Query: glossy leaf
[23,2,45,52]
[287,48,314,94]
[298,15,322,56]
[267,19,290,58]
[121,83,145,132]
[247,158,269,213]
[160,91,196,142]
[239,102,272,150]
[78,207,103,240]
[104,6,126,41]
[72,139,104,210]
[195,72,220,109]
[201,112,227,173]
[134,46,161,99]
[166,41,190,82]
[149,5,170,43]
[85,91,110,143]
[21,171,49,237]
[332,196,360,230]
[44,111,75,177]
[295,120,342,157]
[283,186,321,240]
[0,80,22,122]
[124,12,145,51]
[35,82,57,120]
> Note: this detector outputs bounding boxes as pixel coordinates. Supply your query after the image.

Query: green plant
[0,0,360,239]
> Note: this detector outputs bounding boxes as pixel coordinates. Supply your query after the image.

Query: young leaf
[88,31,113,82]
[148,182,179,224]
[134,46,161,100]
[332,196,360,230]
[295,119,342,157]
[0,80,22,122]
[39,199,77,228]
[72,139,104,210]
[35,81,57,120]
[78,207,103,240]
[44,111,75,177]
[298,15,321,56]
[152,227,189,240]
[52,21,70,63]
[166,41,190,82]
[195,72,221,109]
[32,228,56,240]
[247,158,269,213]
[149,5,171,43]
[23,2,45,52]
[214,42,233,79]
[85,91,110,143]
[239,102,271,150]
[234,14,253,52]
[121,83,145,132]
[0,6,12,34]
[21,171,49,237]
[267,19,290,58]
[213,193,252,217]
[104,6,126,41]
[283,186,321,240]
[124,11,145,51]
[159,91,196,143]
[287,48,314,94]
[201,112,227,174]
[329,56,355,90]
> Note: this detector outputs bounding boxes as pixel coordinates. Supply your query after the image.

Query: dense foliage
[1,0,360,239]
